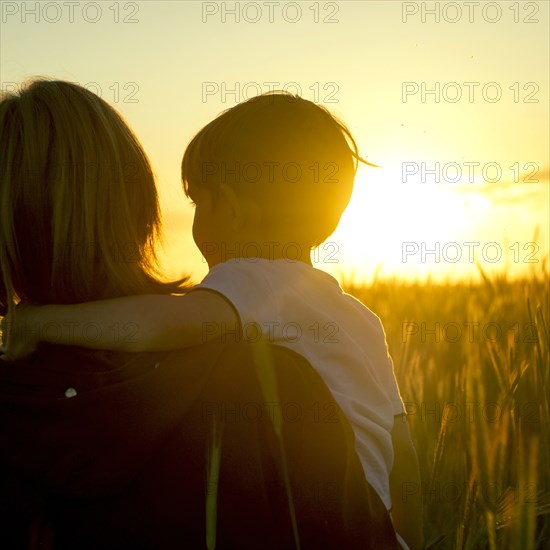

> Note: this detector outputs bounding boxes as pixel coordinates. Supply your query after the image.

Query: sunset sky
[2,0,548,284]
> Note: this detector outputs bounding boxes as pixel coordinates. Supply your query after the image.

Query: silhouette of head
[0,79,185,315]
[181,92,371,250]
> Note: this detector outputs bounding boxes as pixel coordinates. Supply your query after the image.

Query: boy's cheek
[192,211,208,248]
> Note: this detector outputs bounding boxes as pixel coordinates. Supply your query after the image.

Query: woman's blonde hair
[0,79,187,315]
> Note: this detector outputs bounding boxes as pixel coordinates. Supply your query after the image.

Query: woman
[0,80,398,549]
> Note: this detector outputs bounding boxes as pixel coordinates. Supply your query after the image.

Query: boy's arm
[389,414,424,550]
[1,290,240,358]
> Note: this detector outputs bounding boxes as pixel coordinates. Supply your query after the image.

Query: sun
[316,164,475,283]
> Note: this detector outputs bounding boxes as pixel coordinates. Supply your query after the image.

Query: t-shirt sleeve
[385,354,407,416]
[347,294,407,417]
[377,321,406,416]
[357,303,406,417]
[196,261,278,330]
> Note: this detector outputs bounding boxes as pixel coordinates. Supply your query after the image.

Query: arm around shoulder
[110,289,241,351]
[6,290,240,354]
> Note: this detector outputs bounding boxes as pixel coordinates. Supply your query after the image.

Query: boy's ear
[219,184,259,232]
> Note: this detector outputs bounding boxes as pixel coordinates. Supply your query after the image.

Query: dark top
[0,341,398,549]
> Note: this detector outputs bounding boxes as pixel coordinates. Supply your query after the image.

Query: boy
[1,92,422,549]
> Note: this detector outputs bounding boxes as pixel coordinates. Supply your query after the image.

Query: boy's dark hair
[181,91,375,246]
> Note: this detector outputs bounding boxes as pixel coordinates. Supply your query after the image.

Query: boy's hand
[0,302,41,362]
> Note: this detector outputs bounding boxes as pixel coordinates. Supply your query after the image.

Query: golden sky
[2,0,548,283]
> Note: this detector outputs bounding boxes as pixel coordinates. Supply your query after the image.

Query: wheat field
[344,267,550,549]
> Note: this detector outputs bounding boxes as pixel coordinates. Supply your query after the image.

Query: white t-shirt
[198,258,405,510]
